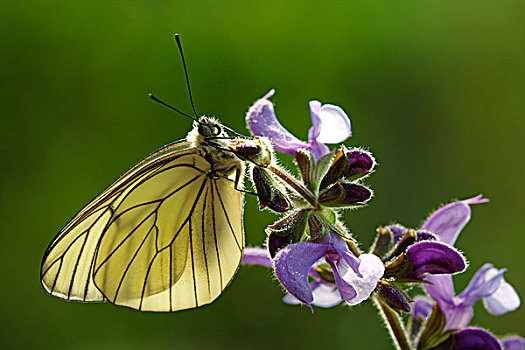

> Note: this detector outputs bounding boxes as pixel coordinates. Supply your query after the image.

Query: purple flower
[273,233,384,310]
[246,89,352,161]
[421,195,520,331]
[502,336,525,350]
[454,327,503,350]
[413,296,434,320]
[241,247,272,268]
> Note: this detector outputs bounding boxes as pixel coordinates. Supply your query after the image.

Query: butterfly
[40,35,248,312]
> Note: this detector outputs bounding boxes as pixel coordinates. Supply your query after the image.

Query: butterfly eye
[198,124,213,136]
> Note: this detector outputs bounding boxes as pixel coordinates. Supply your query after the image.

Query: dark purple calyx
[377,281,411,313]
[319,181,372,207]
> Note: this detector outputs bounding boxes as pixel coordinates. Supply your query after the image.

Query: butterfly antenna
[148,93,200,123]
[222,125,247,138]
[174,33,199,119]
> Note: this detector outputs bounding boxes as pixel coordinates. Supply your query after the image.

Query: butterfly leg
[231,167,260,198]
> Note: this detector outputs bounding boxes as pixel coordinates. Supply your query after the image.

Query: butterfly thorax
[186,116,243,177]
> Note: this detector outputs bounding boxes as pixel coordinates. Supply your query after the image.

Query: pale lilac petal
[241,247,272,268]
[308,139,330,162]
[339,254,385,306]
[282,282,343,308]
[315,104,352,144]
[422,195,488,245]
[282,292,302,305]
[455,328,502,350]
[308,100,322,141]
[443,304,474,331]
[482,268,521,315]
[273,242,329,306]
[502,336,525,350]
[456,264,505,307]
[413,296,434,319]
[311,281,343,308]
[424,274,455,304]
[246,90,307,154]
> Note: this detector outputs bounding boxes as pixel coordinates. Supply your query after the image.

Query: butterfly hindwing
[41,139,244,311]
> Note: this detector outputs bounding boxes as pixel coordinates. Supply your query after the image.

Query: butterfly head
[195,116,226,138]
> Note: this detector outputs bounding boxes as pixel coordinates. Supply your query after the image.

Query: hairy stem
[268,164,318,208]
[373,296,413,350]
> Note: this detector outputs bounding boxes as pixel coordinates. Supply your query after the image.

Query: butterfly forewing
[41,138,244,311]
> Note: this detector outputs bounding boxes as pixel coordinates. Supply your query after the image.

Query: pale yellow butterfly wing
[41,139,244,311]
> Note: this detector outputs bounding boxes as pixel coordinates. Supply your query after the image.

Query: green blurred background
[2,1,523,349]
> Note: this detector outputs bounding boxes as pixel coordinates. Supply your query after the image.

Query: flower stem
[373,296,413,350]
[268,164,318,208]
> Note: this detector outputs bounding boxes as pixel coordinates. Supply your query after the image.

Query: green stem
[373,296,413,350]
[268,164,318,208]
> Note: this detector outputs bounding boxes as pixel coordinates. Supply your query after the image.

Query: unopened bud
[252,166,290,213]
[319,181,372,207]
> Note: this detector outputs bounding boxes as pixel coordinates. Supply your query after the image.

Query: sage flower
[246,89,352,161]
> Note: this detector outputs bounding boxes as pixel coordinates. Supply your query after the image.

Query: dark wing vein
[114,223,157,302]
[210,180,223,289]
[201,189,211,295]
[214,180,242,251]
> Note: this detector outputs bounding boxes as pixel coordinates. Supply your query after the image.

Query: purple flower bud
[266,210,309,257]
[416,230,438,241]
[268,232,294,259]
[387,225,408,243]
[377,281,411,313]
[320,147,348,188]
[345,149,375,180]
[252,167,290,213]
[370,227,393,257]
[406,241,466,279]
[319,182,372,207]
[454,328,502,350]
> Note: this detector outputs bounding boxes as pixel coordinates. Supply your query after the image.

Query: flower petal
[337,253,385,306]
[456,263,505,307]
[422,195,488,245]
[424,275,455,305]
[443,304,474,331]
[308,100,322,141]
[282,281,343,308]
[273,242,329,306]
[326,258,358,302]
[315,104,352,144]
[241,247,272,267]
[310,283,344,308]
[406,241,466,278]
[413,296,434,319]
[501,336,525,350]
[454,328,502,350]
[308,139,330,162]
[246,90,307,154]
[482,267,521,315]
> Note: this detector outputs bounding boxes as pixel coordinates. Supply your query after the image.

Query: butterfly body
[41,117,245,312]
